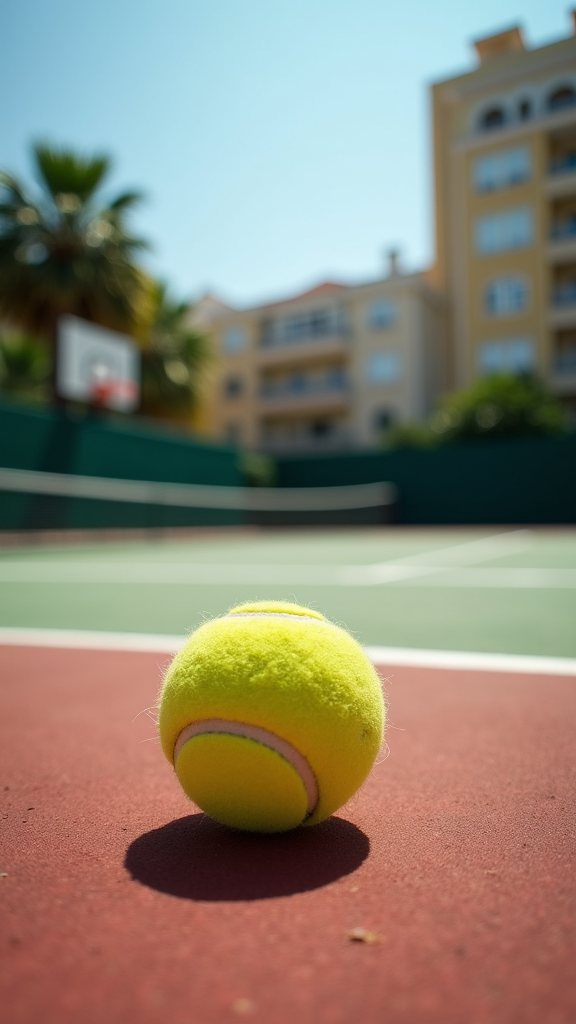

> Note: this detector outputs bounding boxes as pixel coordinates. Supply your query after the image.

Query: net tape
[0,467,396,513]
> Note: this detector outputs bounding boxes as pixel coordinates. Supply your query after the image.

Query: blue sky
[0,0,571,307]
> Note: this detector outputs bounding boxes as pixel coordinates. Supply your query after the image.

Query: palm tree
[140,281,210,421]
[0,143,148,395]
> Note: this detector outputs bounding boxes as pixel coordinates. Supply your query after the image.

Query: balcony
[547,221,576,263]
[550,347,576,395]
[257,379,351,416]
[544,159,576,199]
[257,333,349,368]
[549,153,576,175]
[550,220,576,242]
[549,284,576,328]
[258,429,353,454]
[554,349,576,374]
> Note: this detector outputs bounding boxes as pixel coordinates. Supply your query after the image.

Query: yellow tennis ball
[158,601,385,833]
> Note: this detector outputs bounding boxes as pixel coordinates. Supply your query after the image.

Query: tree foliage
[0,143,148,340]
[385,374,567,450]
[0,333,50,402]
[139,281,210,417]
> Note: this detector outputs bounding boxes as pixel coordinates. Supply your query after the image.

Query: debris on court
[232,997,256,1015]
[346,927,381,945]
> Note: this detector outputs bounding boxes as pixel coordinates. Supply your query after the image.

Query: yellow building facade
[431,20,576,405]
[195,263,446,452]
[195,18,576,450]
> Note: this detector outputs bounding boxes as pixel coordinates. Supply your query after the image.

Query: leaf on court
[232,997,256,1015]
[346,927,380,944]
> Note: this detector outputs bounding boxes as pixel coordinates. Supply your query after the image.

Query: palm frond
[33,144,110,202]
[108,190,144,211]
[0,172,32,207]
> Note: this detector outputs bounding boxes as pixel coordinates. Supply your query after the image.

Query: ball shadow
[125,813,369,901]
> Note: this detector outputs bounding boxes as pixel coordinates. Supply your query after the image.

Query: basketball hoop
[57,315,140,412]
[89,377,138,410]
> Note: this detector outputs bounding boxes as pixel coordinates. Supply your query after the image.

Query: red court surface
[1,645,575,1024]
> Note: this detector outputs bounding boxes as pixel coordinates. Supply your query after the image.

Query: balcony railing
[552,284,576,306]
[259,379,350,401]
[554,350,576,375]
[549,153,576,175]
[259,430,353,453]
[259,331,348,352]
[550,220,576,242]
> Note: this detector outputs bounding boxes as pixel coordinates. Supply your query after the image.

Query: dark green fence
[3,399,575,529]
[276,435,576,524]
[0,399,243,530]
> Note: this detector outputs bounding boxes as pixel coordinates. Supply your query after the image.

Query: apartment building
[431,18,576,408]
[195,259,446,451]
[195,16,576,450]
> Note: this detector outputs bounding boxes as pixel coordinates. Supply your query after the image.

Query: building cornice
[435,37,575,102]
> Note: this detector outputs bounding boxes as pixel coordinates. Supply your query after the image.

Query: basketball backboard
[57,315,140,412]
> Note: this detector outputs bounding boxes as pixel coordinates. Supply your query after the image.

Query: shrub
[384,374,567,450]
[0,334,50,403]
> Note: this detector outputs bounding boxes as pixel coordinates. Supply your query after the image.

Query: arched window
[480,107,506,130]
[548,86,576,112]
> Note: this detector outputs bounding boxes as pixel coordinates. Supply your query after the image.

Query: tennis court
[1,526,575,1023]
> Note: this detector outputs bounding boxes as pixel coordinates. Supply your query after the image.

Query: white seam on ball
[226,612,328,624]
[173,719,319,816]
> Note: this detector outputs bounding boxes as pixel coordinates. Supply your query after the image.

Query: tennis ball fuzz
[158,601,385,832]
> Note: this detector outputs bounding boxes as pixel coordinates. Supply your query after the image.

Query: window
[477,338,535,375]
[326,365,347,389]
[554,345,576,375]
[550,149,576,174]
[288,372,306,393]
[222,327,245,353]
[552,278,576,306]
[485,276,528,316]
[548,86,576,112]
[473,147,531,192]
[518,99,531,120]
[475,208,533,254]
[366,351,401,384]
[309,420,332,438]
[373,409,395,433]
[479,107,506,131]
[261,307,346,347]
[366,300,397,330]
[284,310,332,340]
[224,376,243,398]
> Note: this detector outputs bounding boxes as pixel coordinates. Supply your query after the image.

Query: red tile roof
[257,280,350,311]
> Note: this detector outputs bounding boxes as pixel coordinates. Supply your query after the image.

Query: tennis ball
[158,601,384,833]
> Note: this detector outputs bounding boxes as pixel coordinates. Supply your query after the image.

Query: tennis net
[0,467,398,532]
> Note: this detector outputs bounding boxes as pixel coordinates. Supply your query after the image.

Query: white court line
[369,529,533,567]
[364,646,576,677]
[0,529,535,586]
[1,529,572,588]
[0,627,574,677]
[0,627,183,653]
[1,563,575,587]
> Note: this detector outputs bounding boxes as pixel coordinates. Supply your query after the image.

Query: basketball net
[90,378,138,410]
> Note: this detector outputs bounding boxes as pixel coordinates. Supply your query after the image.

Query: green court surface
[1,526,575,657]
